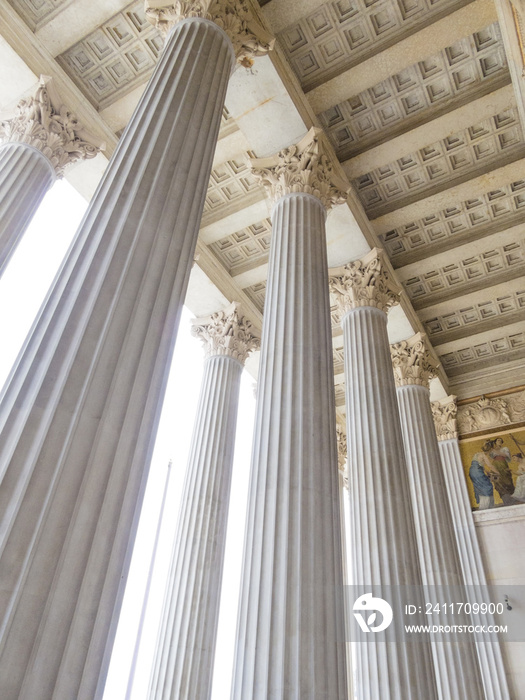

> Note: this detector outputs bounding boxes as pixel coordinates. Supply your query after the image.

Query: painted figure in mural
[469,447,495,510]
[511,453,525,501]
[484,438,515,506]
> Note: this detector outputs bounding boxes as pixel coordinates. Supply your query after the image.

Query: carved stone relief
[458,390,525,435]
[390,332,439,388]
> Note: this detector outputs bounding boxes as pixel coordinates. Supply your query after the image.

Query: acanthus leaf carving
[191,301,260,364]
[431,395,458,441]
[144,0,274,66]
[0,76,103,177]
[329,247,401,316]
[390,332,439,389]
[336,423,349,489]
[250,127,349,209]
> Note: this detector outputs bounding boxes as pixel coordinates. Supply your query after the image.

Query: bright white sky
[0,179,256,699]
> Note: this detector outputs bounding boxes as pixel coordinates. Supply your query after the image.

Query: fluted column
[432,396,511,700]
[329,249,438,700]
[0,76,102,275]
[0,5,272,699]
[392,334,484,699]
[231,128,348,699]
[149,302,259,700]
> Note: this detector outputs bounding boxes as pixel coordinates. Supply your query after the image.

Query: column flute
[232,128,348,700]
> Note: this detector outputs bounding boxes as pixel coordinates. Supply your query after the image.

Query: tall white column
[0,76,102,275]
[0,5,272,699]
[432,396,511,700]
[336,423,354,700]
[329,248,438,700]
[231,128,348,700]
[149,302,259,700]
[392,334,484,699]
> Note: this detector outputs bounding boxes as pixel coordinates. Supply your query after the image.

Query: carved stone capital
[191,301,260,364]
[336,423,347,473]
[391,333,439,389]
[250,127,349,209]
[329,247,401,316]
[144,0,274,66]
[0,77,103,177]
[431,395,458,441]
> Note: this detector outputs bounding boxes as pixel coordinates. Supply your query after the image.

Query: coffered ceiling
[1,0,524,412]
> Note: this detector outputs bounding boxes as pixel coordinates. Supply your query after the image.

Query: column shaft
[232,193,347,699]
[343,306,437,699]
[0,18,233,700]
[150,354,242,699]
[0,143,55,273]
[439,437,510,700]
[396,384,484,698]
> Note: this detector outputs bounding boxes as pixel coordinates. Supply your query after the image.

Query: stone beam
[307,0,498,114]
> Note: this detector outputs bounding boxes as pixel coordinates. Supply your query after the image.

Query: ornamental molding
[390,332,439,389]
[329,247,402,316]
[191,301,260,364]
[144,0,275,66]
[431,395,458,441]
[0,76,103,177]
[457,390,525,435]
[250,127,350,209]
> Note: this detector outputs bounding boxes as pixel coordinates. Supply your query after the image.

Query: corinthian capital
[191,301,260,364]
[431,396,458,441]
[336,423,347,473]
[329,248,401,316]
[144,0,274,65]
[0,77,103,177]
[390,333,439,389]
[250,127,350,209]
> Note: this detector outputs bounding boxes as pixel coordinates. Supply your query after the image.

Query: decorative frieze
[144,0,274,65]
[432,395,459,441]
[391,332,439,388]
[250,127,349,209]
[457,391,525,434]
[0,77,102,177]
[329,247,401,316]
[191,301,260,364]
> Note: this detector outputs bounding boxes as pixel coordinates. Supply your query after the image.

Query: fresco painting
[459,427,525,511]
